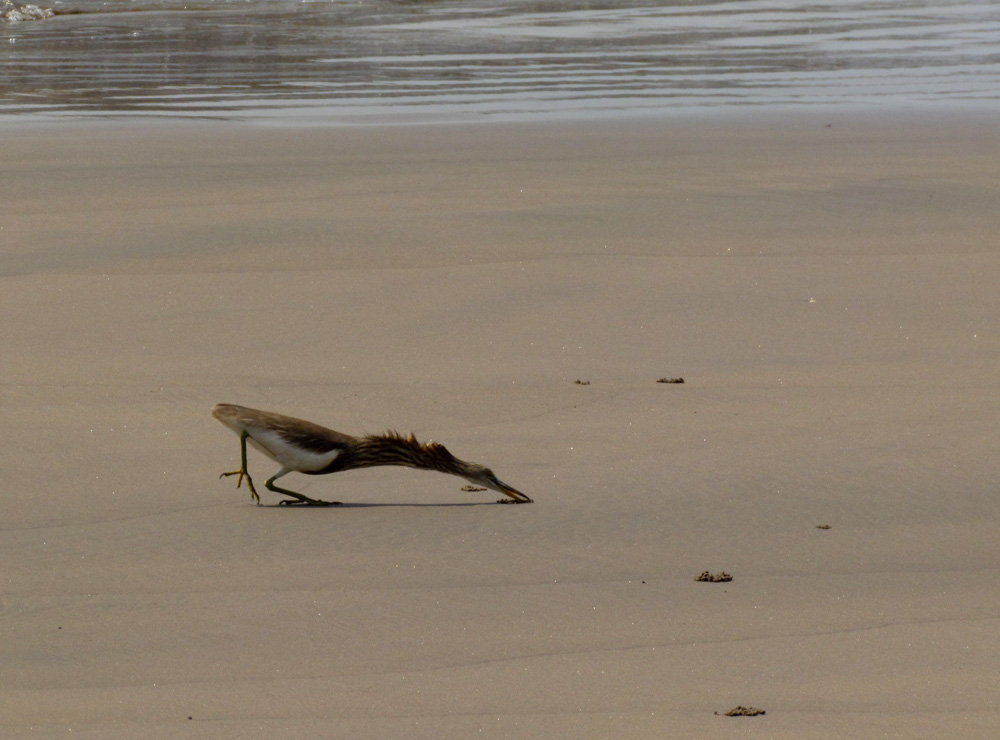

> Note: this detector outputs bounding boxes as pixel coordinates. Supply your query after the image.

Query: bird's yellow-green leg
[219,430,261,504]
[266,469,341,507]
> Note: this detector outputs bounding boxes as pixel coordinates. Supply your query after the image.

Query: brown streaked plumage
[212,403,532,506]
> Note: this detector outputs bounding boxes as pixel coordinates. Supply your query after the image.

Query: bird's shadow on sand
[263,501,503,509]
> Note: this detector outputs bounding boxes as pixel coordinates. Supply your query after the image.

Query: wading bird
[212,403,532,506]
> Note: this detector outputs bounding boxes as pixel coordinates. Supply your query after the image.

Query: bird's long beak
[493,478,533,504]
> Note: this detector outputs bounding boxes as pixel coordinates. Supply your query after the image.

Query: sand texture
[2,116,999,738]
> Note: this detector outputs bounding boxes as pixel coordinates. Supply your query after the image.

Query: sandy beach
[2,114,999,738]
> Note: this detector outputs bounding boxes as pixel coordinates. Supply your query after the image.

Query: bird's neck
[346,432,461,474]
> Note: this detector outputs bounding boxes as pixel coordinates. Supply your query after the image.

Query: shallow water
[2,0,998,123]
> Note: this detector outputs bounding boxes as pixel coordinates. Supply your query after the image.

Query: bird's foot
[220,469,244,485]
[220,469,260,504]
[497,497,533,504]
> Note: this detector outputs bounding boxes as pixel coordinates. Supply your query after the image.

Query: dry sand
[2,114,999,738]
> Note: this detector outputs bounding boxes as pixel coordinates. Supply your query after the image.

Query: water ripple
[1,0,997,122]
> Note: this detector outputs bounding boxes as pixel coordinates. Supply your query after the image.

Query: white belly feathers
[246,427,342,472]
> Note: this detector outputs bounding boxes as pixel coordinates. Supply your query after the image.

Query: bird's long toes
[220,471,249,490]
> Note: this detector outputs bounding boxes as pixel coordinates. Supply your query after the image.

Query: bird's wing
[266,416,356,456]
[218,405,357,471]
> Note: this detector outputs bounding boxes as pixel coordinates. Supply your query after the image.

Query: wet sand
[3,115,999,738]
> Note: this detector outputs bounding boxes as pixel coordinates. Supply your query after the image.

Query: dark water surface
[2,0,998,123]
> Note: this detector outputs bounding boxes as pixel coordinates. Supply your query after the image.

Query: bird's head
[461,463,533,504]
